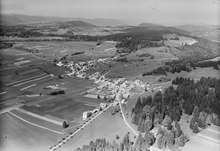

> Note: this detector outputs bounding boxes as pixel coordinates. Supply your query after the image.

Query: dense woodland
[130,77,220,150]
[74,131,187,151]
[142,59,220,76]
[132,77,220,130]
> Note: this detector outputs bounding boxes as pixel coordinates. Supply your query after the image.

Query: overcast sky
[1,0,220,25]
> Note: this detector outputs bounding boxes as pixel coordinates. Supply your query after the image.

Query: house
[56,62,63,66]
[113,100,119,106]
[100,103,107,109]
[121,99,127,104]
[82,111,89,120]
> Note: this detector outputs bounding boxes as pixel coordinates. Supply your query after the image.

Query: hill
[175,24,220,42]
[0,14,73,26]
[57,21,96,28]
[138,22,162,27]
[0,14,129,27]
[77,18,129,27]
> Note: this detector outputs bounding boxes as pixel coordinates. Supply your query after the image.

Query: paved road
[49,102,114,151]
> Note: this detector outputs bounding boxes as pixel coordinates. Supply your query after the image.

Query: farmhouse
[100,103,107,109]
[82,111,92,120]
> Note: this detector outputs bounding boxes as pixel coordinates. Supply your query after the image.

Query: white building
[100,103,107,109]
[82,111,88,120]
[113,100,119,106]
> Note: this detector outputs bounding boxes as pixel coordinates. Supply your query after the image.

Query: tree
[198,111,207,128]
[167,128,175,150]
[145,118,153,132]
[176,133,186,147]
[144,132,155,146]
[153,91,163,104]
[206,114,213,126]
[63,121,69,129]
[156,134,166,149]
[193,122,199,133]
[162,115,172,130]
[134,133,143,151]
[131,113,136,124]
[157,125,164,136]
[174,122,182,138]
[190,117,196,129]
[122,133,130,150]
[192,106,199,122]
[135,97,142,113]
[137,119,145,133]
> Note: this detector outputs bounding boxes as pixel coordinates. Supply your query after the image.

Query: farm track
[119,100,138,136]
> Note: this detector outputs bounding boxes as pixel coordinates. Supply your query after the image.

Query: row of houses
[82,103,107,120]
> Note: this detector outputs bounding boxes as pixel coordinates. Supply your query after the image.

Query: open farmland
[58,106,136,151]
[21,95,102,122]
[0,113,60,151]
[17,41,117,61]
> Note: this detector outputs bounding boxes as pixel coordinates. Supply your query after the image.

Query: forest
[142,59,220,76]
[129,76,220,150]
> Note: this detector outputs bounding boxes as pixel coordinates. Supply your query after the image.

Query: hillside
[175,24,220,42]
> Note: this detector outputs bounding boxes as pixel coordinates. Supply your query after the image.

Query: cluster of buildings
[56,57,114,79]
[55,56,154,120]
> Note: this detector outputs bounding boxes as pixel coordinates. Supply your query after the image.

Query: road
[119,100,138,136]
[49,101,114,151]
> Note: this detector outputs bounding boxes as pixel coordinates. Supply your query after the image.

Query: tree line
[142,59,219,76]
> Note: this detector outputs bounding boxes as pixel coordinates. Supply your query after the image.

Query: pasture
[21,95,101,123]
[0,113,60,151]
[18,41,117,61]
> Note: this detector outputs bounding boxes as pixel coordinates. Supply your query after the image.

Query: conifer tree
[193,122,199,133]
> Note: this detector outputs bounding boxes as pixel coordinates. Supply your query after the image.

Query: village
[55,57,162,121]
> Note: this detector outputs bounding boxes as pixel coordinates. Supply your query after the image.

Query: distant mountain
[57,21,96,28]
[0,14,73,26]
[1,14,129,27]
[138,22,162,27]
[75,18,128,27]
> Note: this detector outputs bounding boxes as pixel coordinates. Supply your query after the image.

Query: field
[181,125,220,151]
[58,106,136,151]
[0,113,60,151]
[17,41,117,61]
[21,95,102,122]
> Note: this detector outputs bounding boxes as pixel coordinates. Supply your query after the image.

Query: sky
[1,0,220,25]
